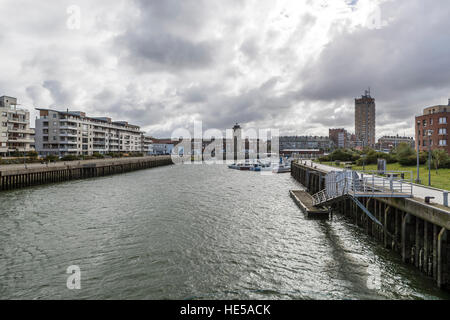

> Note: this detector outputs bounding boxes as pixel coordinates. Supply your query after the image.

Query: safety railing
[312,170,413,206]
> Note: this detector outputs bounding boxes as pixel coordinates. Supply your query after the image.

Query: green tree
[394,143,416,166]
[432,149,449,174]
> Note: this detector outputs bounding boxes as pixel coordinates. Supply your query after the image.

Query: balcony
[7,138,34,143]
[60,131,78,137]
[8,148,32,152]
[59,140,77,145]
[7,118,28,124]
[7,128,34,134]
[60,125,77,130]
[59,148,78,152]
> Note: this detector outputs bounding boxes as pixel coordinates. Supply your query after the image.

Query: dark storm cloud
[117,33,216,71]
[115,0,222,72]
[299,0,450,102]
[197,77,295,131]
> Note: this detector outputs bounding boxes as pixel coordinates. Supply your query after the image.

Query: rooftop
[36,108,140,129]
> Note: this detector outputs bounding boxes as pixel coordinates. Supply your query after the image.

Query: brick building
[355,90,376,148]
[415,101,450,154]
[329,128,354,149]
[378,135,415,152]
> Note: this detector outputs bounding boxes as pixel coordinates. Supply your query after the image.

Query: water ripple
[0,164,448,300]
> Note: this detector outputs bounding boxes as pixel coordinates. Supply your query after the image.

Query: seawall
[0,156,173,191]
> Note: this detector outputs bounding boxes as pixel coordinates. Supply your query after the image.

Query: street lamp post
[428,130,432,186]
[416,121,421,184]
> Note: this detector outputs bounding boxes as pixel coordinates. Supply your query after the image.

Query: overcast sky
[0,0,449,138]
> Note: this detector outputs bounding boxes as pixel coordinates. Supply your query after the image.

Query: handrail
[312,170,413,206]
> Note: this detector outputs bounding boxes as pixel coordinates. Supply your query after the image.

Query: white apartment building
[141,135,154,155]
[35,108,144,157]
[0,96,34,156]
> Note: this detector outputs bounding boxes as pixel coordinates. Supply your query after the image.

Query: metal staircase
[312,170,413,207]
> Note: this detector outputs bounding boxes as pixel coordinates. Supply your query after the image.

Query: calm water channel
[0,164,448,300]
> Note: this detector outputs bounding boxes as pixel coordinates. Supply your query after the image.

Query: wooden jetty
[290,190,330,219]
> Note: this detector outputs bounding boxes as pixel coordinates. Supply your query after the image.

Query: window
[53,114,57,118]
[423,120,427,127]
[439,117,448,124]
[439,140,448,146]
[430,119,433,125]
[439,128,447,135]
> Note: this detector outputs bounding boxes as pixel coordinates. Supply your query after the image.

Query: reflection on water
[0,164,448,300]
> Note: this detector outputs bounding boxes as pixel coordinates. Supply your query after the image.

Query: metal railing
[312,170,413,206]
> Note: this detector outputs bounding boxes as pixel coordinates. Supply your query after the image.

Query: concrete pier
[291,161,450,291]
[0,156,173,191]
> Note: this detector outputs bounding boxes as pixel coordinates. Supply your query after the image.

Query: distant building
[355,90,376,148]
[151,139,176,155]
[279,136,333,152]
[35,108,142,156]
[30,128,36,151]
[141,135,154,155]
[280,149,324,159]
[0,96,34,156]
[415,100,450,154]
[329,128,354,149]
[378,135,414,152]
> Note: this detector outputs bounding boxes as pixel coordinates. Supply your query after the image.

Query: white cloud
[0,0,447,138]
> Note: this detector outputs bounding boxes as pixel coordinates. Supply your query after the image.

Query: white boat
[272,157,292,173]
[272,164,291,173]
[228,162,252,170]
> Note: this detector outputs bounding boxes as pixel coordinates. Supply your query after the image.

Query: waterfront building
[141,135,154,155]
[377,135,415,152]
[35,109,143,156]
[415,100,450,154]
[355,90,376,148]
[280,149,324,159]
[0,96,34,156]
[151,139,176,155]
[30,128,36,152]
[279,136,333,153]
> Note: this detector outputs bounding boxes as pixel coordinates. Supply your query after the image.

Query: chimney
[448,99,450,106]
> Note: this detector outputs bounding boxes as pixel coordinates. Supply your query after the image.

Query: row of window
[419,139,448,146]
[43,120,140,134]
[418,128,448,136]
[420,117,448,127]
